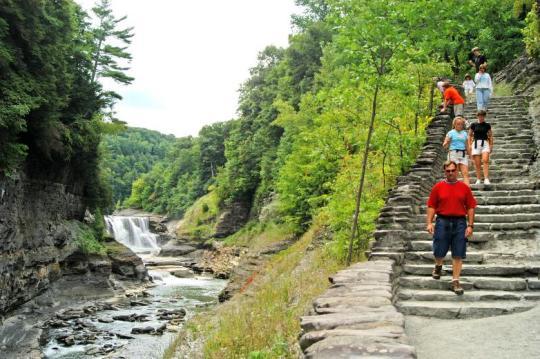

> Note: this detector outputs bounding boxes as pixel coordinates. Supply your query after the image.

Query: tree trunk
[347,77,381,265]
[90,37,103,84]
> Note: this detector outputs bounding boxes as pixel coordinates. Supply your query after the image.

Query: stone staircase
[393,96,540,319]
[299,95,539,357]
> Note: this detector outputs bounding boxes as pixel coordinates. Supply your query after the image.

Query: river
[41,215,226,359]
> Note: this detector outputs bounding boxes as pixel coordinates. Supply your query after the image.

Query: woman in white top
[475,64,493,111]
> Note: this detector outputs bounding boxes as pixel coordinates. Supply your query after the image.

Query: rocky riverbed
[0,262,226,359]
[41,267,226,359]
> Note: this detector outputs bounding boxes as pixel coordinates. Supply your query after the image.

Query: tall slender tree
[89,0,134,116]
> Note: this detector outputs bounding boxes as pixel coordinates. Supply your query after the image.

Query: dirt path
[405,304,540,359]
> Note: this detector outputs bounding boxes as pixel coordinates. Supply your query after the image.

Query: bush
[76,223,106,255]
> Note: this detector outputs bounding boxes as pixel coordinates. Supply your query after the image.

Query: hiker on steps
[426,160,477,295]
[443,117,471,186]
[475,64,493,111]
[469,110,493,185]
[440,82,465,117]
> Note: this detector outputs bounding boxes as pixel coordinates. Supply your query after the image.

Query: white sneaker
[475,179,481,185]
[484,178,491,185]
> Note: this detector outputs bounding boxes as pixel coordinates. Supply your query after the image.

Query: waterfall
[105,216,160,254]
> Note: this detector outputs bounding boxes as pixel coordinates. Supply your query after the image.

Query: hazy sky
[76,0,300,137]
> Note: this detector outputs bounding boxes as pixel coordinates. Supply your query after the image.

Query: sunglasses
[445,169,456,173]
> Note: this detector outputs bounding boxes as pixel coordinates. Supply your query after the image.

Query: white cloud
[77,0,300,137]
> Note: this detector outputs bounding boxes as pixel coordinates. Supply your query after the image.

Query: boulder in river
[131,326,155,334]
[170,268,194,278]
[159,243,197,257]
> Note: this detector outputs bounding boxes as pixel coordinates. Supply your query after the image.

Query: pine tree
[89,0,134,106]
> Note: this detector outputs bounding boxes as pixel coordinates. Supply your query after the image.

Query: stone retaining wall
[299,109,454,357]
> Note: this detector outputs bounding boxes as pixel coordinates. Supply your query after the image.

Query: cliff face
[0,172,86,314]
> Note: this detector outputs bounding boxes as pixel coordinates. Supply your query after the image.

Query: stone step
[402,263,539,276]
[492,134,533,139]
[473,189,540,197]
[411,221,540,233]
[418,203,540,215]
[396,300,536,319]
[399,275,539,291]
[474,159,532,165]
[376,229,538,242]
[467,169,528,177]
[437,222,536,233]
[419,195,540,206]
[398,289,540,302]
[471,195,538,205]
[404,251,484,263]
[485,153,534,160]
[413,213,540,224]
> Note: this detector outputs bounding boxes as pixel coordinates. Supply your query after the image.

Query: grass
[175,190,220,240]
[222,221,295,251]
[164,222,344,359]
[493,81,514,97]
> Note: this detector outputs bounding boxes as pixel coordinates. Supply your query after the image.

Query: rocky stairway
[388,96,540,319]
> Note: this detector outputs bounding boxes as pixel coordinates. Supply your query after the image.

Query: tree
[89,0,134,118]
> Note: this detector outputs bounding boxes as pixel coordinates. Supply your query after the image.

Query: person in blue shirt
[443,116,471,186]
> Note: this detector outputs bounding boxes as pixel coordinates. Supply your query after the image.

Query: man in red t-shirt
[426,160,476,295]
[441,82,465,117]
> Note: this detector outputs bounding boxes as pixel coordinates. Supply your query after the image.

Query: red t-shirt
[444,87,465,105]
[427,181,477,216]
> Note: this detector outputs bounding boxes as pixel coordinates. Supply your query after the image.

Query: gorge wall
[0,172,86,315]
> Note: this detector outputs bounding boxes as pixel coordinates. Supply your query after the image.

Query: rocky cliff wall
[0,173,86,314]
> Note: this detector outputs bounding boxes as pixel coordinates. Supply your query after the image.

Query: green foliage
[100,127,175,206]
[514,0,535,19]
[0,0,135,212]
[125,122,230,217]
[175,190,220,240]
[523,3,540,58]
[89,0,134,116]
[0,1,99,172]
[75,223,106,255]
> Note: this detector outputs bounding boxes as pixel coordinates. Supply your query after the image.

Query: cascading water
[105,216,160,254]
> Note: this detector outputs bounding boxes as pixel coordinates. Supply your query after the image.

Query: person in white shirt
[463,74,475,104]
[474,64,493,111]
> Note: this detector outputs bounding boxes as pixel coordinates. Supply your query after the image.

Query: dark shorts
[432,216,467,259]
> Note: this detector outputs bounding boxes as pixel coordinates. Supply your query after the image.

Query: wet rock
[45,319,69,328]
[159,243,197,257]
[74,333,97,344]
[112,313,149,322]
[75,319,96,329]
[170,268,194,278]
[85,346,102,355]
[107,241,148,280]
[157,308,186,321]
[56,309,85,320]
[57,335,75,346]
[214,271,229,279]
[83,306,98,314]
[114,332,135,339]
[98,317,114,323]
[130,300,150,307]
[131,326,155,334]
[155,323,167,334]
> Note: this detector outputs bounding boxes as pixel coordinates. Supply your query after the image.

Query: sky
[76,0,300,137]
